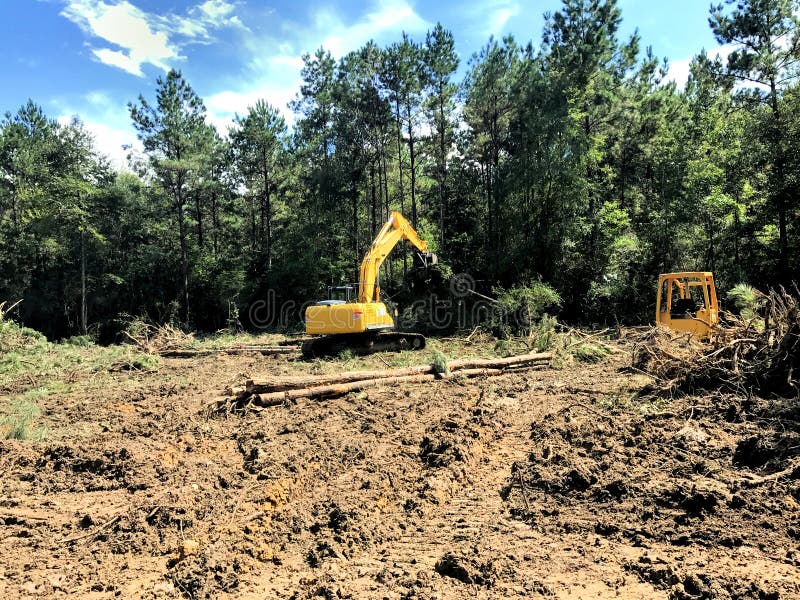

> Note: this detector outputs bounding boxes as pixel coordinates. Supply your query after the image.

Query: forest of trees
[1,0,799,339]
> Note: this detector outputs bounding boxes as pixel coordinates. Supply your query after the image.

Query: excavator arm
[357,211,435,303]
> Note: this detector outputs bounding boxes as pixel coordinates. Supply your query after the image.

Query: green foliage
[494,282,562,337]
[572,342,612,363]
[0,400,46,441]
[65,335,94,347]
[493,339,512,357]
[728,283,761,319]
[430,350,450,375]
[533,314,558,352]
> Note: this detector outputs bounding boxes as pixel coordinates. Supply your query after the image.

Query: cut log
[247,365,436,393]
[161,347,294,358]
[245,368,503,408]
[448,352,552,370]
[246,352,552,393]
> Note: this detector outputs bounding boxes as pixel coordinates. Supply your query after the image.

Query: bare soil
[1,337,798,599]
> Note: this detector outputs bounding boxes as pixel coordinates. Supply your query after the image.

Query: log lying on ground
[247,368,503,409]
[161,346,295,358]
[216,368,503,413]
[245,351,552,393]
[209,351,553,415]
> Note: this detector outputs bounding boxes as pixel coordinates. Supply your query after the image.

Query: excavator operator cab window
[326,286,356,303]
[669,278,707,320]
[659,281,669,313]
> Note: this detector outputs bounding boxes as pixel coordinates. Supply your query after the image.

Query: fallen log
[247,365,436,393]
[228,368,503,411]
[246,351,552,393]
[161,347,295,358]
[447,352,552,371]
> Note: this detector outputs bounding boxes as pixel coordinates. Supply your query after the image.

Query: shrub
[431,350,450,375]
[728,283,762,320]
[493,282,561,337]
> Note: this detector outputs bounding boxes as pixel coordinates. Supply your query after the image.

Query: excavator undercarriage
[301,331,426,358]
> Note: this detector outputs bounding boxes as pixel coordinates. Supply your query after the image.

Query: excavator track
[301,331,426,358]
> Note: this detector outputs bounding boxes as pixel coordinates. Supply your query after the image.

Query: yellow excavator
[656,272,719,340]
[303,211,437,357]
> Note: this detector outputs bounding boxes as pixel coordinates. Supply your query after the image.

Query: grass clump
[493,339,512,357]
[0,400,46,441]
[431,350,450,375]
[107,348,160,372]
[0,312,47,354]
[572,342,612,363]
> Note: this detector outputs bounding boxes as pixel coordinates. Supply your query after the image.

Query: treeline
[1,0,799,339]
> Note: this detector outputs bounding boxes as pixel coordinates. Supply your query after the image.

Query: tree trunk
[177,192,190,324]
[406,103,418,228]
[438,90,447,253]
[195,191,204,248]
[210,190,219,258]
[370,162,377,238]
[262,153,272,273]
[394,98,408,278]
[352,175,360,283]
[769,77,788,279]
[382,153,393,283]
[80,226,87,335]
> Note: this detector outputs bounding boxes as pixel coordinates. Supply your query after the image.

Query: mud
[0,340,798,598]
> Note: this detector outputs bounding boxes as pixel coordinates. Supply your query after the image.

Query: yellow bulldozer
[656,272,719,339]
[303,211,436,357]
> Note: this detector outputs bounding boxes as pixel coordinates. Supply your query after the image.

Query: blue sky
[1,0,724,167]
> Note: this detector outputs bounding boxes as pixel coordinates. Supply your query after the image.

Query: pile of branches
[633,288,800,398]
[123,321,195,354]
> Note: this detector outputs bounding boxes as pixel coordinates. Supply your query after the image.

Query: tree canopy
[2,0,800,339]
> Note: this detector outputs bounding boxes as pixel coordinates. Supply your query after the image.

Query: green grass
[0,400,47,441]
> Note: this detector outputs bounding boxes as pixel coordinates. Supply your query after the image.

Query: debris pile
[633,287,800,397]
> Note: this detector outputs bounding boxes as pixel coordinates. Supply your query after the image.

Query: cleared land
[0,334,798,599]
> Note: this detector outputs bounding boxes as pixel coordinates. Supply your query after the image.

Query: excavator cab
[656,272,718,340]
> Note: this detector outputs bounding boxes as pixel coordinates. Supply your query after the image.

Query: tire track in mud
[338,365,665,599]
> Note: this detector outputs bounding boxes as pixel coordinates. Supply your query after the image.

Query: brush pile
[123,320,195,354]
[633,287,800,397]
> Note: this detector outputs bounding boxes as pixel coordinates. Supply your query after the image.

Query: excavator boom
[358,211,434,304]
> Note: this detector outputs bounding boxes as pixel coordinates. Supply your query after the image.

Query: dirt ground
[1,335,799,599]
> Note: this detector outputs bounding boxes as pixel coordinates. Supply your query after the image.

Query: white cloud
[60,0,248,76]
[91,48,144,76]
[665,44,737,89]
[205,82,300,133]
[486,3,520,39]
[318,0,428,56]
[205,0,430,134]
[61,1,178,75]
